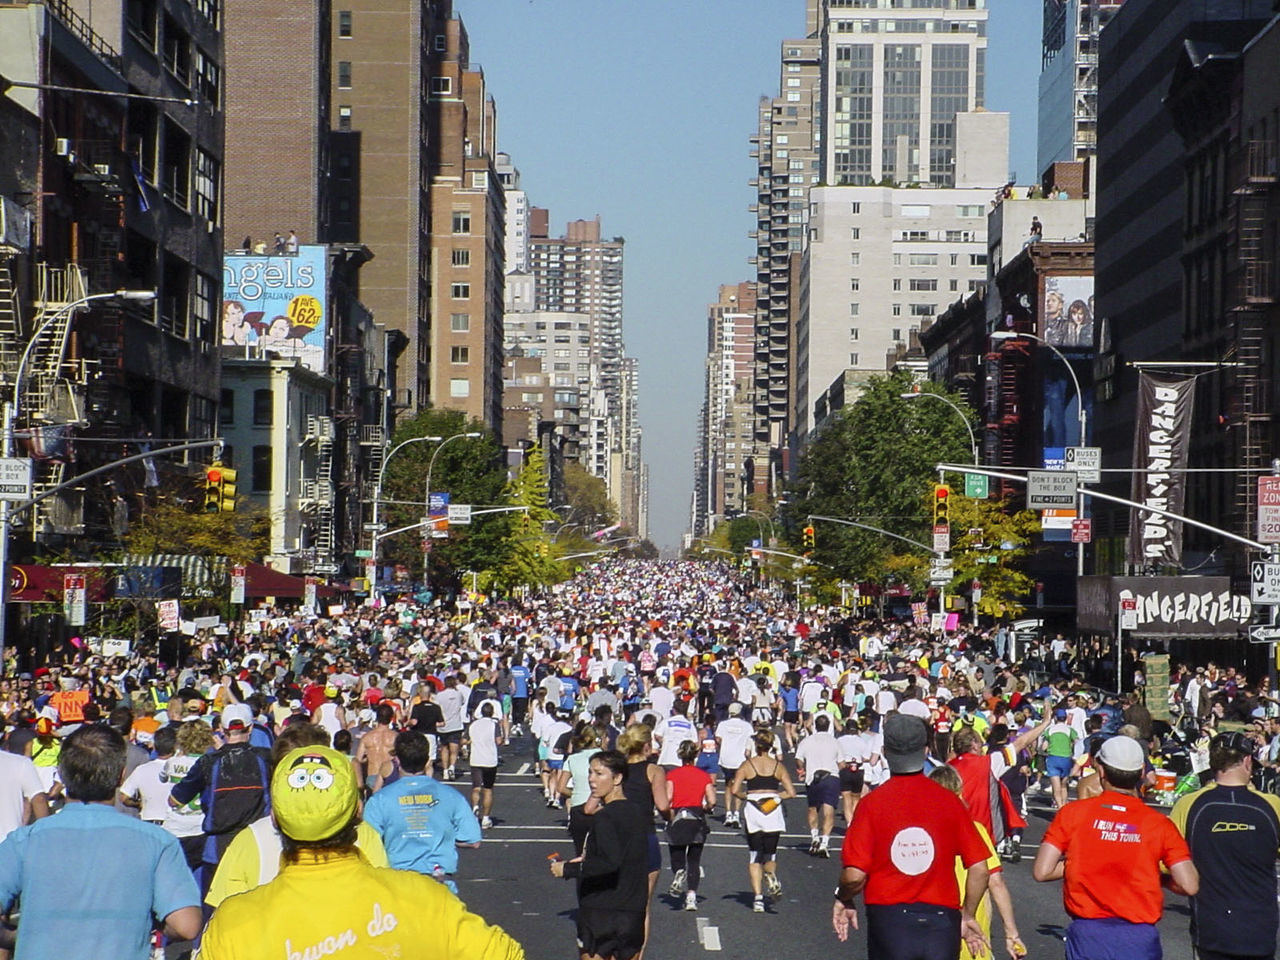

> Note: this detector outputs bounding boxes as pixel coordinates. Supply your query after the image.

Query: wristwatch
[833,886,855,909]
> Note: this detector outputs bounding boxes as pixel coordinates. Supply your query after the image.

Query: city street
[452,735,1209,960]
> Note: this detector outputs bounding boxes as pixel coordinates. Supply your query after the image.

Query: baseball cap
[882,713,929,775]
[222,703,253,731]
[35,717,55,736]
[1096,735,1145,772]
[271,746,359,842]
[728,702,744,716]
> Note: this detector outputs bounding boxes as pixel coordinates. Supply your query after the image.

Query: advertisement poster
[222,245,328,374]
[1041,275,1094,351]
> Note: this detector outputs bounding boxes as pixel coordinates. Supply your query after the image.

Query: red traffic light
[207,468,222,484]
[935,486,949,499]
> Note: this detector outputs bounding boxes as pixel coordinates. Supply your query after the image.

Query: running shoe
[752,896,765,913]
[808,838,820,856]
[481,816,493,829]
[816,842,830,859]
[684,891,697,911]
[764,871,782,898]
[669,868,687,896]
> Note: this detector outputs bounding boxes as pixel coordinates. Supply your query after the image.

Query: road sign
[230,565,246,605]
[355,549,372,559]
[362,522,386,532]
[1249,625,1280,643]
[1027,469,1077,509]
[1071,518,1092,543]
[1120,597,1138,631]
[63,573,86,626]
[1251,561,1280,603]
[312,562,340,574]
[447,504,472,525]
[1259,477,1280,544]
[1065,446,1101,483]
[964,473,989,499]
[933,525,950,553]
[0,457,32,501]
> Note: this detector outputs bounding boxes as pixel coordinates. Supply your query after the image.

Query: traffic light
[203,465,223,513]
[933,484,951,528]
[218,466,237,512]
[802,525,815,554]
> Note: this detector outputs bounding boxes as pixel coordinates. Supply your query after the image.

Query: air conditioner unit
[93,163,111,176]
[55,138,72,157]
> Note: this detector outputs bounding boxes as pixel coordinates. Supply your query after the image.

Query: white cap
[1097,735,1145,772]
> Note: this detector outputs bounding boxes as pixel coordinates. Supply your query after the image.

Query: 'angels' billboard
[222,245,327,374]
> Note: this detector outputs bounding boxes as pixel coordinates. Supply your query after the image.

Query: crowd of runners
[0,556,1277,960]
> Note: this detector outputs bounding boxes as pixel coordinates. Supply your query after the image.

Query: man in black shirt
[1171,731,1280,960]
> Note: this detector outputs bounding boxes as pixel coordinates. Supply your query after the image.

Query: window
[159,256,189,338]
[776,134,789,144]
[450,282,470,299]
[193,0,218,28]
[892,328,902,341]
[892,303,902,316]
[194,149,218,222]
[337,105,352,131]
[337,61,352,88]
[909,253,937,266]
[194,48,220,105]
[849,303,860,315]
[451,210,471,234]
[909,303,936,317]
[850,202,862,214]
[849,328,860,340]
[849,353,860,365]
[450,346,469,363]
[951,253,959,265]
[850,227,860,240]
[850,253,860,266]
[219,389,234,425]
[909,278,937,291]
[950,279,958,291]
[161,119,190,207]
[956,204,984,217]
[451,248,470,267]
[127,0,157,48]
[253,389,272,425]
[251,445,271,492]
[901,204,931,218]
[431,76,452,95]
[849,279,860,291]
[893,253,902,266]
[193,272,215,343]
[450,313,469,333]
[434,34,446,51]
[162,16,191,85]
[338,10,352,36]
[893,278,902,291]
[450,379,470,398]
[970,253,987,266]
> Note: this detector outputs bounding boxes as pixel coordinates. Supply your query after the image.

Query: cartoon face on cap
[271,745,358,842]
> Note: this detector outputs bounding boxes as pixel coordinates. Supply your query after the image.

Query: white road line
[516,763,530,775]
[702,926,722,951]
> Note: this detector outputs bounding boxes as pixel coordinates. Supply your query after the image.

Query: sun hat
[272,745,359,842]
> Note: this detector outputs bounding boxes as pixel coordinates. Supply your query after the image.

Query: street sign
[63,573,86,626]
[933,524,950,553]
[1120,597,1138,631]
[1065,446,1102,484]
[1071,518,1092,543]
[1259,476,1280,544]
[0,457,32,501]
[447,504,472,525]
[427,492,450,517]
[1027,470,1077,509]
[964,473,989,499]
[362,522,386,532]
[1251,560,1280,604]
[1249,625,1280,643]
[230,565,246,605]
[312,562,340,574]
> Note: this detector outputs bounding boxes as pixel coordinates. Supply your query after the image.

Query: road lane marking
[702,926,722,951]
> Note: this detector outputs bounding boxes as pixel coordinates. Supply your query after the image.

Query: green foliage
[562,462,617,526]
[122,497,269,564]
[785,372,974,581]
[488,446,564,591]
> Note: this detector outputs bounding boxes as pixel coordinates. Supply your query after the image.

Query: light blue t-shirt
[0,802,199,960]
[564,749,601,807]
[363,775,481,876]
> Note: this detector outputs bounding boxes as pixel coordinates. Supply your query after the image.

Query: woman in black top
[618,722,669,959]
[551,749,651,960]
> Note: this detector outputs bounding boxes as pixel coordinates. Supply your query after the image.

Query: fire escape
[1231,138,1278,533]
[300,414,335,565]
[984,339,1032,499]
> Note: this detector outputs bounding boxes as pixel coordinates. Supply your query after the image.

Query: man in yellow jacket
[197,745,524,960]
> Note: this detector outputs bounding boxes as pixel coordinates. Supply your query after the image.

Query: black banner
[1077,576,1251,637]
[1127,373,1195,566]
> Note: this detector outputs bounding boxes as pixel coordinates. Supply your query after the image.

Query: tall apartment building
[750,23,822,478]
[820,0,989,188]
[1037,0,1124,177]
[426,13,504,431]
[495,152,529,274]
[694,283,765,536]
[0,0,223,545]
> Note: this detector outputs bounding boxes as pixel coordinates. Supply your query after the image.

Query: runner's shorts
[1065,918,1160,960]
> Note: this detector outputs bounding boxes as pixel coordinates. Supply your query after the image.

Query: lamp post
[0,289,156,669]
[422,431,481,585]
[990,330,1088,578]
[900,391,979,465]
[367,434,442,590]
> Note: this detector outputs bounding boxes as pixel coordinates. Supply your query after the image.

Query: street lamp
[422,431,482,584]
[0,289,156,668]
[367,434,442,588]
[900,391,979,465]
[990,329,1089,577]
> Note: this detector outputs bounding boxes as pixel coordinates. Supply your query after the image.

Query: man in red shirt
[1033,735,1199,960]
[833,713,990,959]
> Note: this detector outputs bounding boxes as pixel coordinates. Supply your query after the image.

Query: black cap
[882,713,928,774]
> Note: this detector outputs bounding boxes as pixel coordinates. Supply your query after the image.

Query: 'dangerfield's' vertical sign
[1127,372,1195,566]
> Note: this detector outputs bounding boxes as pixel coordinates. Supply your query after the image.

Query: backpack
[202,744,271,837]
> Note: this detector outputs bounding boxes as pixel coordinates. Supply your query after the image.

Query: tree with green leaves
[123,497,269,564]
[785,372,975,581]
[562,462,617,527]
[488,445,563,591]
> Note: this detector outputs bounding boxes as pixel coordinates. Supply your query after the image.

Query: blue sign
[428,492,450,517]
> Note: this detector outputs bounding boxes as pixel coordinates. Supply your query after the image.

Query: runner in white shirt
[0,750,47,842]
[793,714,842,856]
[655,701,697,768]
[649,683,675,719]
[467,703,503,829]
[714,704,754,826]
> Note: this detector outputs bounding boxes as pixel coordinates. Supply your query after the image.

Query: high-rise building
[1037,0,1124,178]
[495,152,529,274]
[426,13,505,432]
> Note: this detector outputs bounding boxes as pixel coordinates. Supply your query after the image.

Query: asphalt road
[450,734,1209,960]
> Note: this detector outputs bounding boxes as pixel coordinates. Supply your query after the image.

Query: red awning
[8,565,114,603]
[243,563,338,599]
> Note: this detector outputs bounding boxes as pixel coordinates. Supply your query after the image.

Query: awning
[244,563,338,599]
[8,565,114,603]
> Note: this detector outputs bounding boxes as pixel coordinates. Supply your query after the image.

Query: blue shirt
[558,677,580,711]
[509,665,531,699]
[363,775,481,876]
[0,802,199,960]
[779,688,800,712]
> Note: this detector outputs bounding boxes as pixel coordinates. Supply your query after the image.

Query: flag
[19,423,74,463]
[591,523,621,541]
[131,157,152,213]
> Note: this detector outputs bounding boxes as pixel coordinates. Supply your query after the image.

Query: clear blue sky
[460,0,1041,552]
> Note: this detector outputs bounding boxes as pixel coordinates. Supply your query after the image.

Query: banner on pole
[1127,372,1195,566]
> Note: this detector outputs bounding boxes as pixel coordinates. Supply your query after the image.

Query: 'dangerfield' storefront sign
[1077,576,1251,637]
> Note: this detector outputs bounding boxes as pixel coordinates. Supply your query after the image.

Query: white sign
[230,565,246,605]
[1065,447,1101,484]
[1027,470,1077,509]
[63,574,86,626]
[447,503,472,525]
[192,615,220,629]
[933,525,950,553]
[1120,597,1138,631]
[0,457,32,501]
[304,576,318,611]
[930,612,946,632]
[157,599,180,631]
[101,637,131,657]
[1249,625,1280,643]
[1259,477,1280,544]
[1251,561,1280,604]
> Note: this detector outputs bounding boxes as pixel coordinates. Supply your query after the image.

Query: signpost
[964,473,989,499]
[1251,561,1280,604]
[0,458,32,501]
[230,565,246,605]
[1027,470,1077,510]
[447,503,472,525]
[932,524,950,553]
[1065,446,1102,484]
[1258,476,1280,544]
[1249,625,1280,644]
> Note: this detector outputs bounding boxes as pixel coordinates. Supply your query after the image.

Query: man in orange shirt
[1032,735,1199,960]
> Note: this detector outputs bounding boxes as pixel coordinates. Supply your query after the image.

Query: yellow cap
[272,745,358,842]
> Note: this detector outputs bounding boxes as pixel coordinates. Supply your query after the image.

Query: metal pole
[901,392,978,465]
[422,432,480,588]
[368,434,442,598]
[1271,459,1280,695]
[0,401,13,670]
